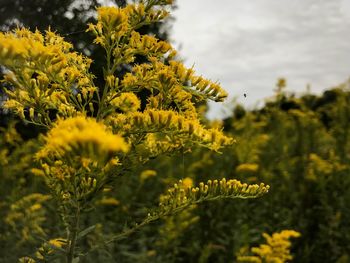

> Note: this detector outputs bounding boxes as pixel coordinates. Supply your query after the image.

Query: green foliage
[146,81,350,263]
[0,1,268,262]
[1,1,349,262]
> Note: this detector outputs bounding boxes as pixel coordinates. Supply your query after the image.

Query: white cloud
[171,0,350,118]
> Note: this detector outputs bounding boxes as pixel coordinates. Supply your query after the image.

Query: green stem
[66,205,80,263]
[97,38,117,120]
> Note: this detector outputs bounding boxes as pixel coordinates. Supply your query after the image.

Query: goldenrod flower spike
[109,109,233,153]
[157,178,269,216]
[36,116,129,165]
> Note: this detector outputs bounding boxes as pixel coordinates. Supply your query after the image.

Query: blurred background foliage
[1,1,350,262]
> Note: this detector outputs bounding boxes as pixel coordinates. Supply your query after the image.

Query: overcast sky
[170,0,350,118]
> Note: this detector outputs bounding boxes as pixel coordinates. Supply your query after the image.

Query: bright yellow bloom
[48,238,66,248]
[110,92,141,112]
[0,28,96,125]
[87,6,129,47]
[36,238,66,259]
[97,6,129,31]
[108,109,233,152]
[36,116,129,163]
[128,31,173,58]
[19,257,36,263]
[181,177,193,189]
[158,178,270,214]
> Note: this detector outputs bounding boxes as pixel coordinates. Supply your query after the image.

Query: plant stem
[66,205,80,263]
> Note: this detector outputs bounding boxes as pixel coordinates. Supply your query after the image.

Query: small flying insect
[244,93,247,98]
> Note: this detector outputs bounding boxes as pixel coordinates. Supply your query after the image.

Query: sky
[170,0,350,118]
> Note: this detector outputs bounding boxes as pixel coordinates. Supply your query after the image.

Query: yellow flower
[108,109,233,152]
[181,177,193,189]
[36,238,66,260]
[36,116,129,164]
[237,230,301,263]
[110,92,141,112]
[48,238,66,248]
[97,6,129,30]
[236,163,259,174]
[140,169,157,182]
[97,197,120,206]
[0,28,96,124]
[19,257,36,263]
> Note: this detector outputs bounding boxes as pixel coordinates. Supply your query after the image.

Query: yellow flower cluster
[157,178,269,215]
[122,59,227,104]
[125,1,172,28]
[237,230,301,263]
[306,153,333,181]
[88,6,129,48]
[36,116,129,164]
[140,133,183,158]
[35,238,66,260]
[5,193,50,243]
[88,4,172,60]
[110,92,141,113]
[0,28,96,125]
[128,31,174,58]
[181,177,194,189]
[108,109,233,152]
[38,161,75,181]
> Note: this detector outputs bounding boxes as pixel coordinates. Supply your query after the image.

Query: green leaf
[77,225,96,240]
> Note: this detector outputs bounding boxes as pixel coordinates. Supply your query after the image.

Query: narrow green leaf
[77,225,96,240]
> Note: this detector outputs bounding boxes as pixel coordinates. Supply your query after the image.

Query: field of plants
[1,1,350,262]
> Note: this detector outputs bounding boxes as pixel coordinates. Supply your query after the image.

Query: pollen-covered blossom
[36,116,129,163]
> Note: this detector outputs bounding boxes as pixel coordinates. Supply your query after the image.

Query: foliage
[146,80,350,263]
[1,1,349,262]
[0,1,268,262]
